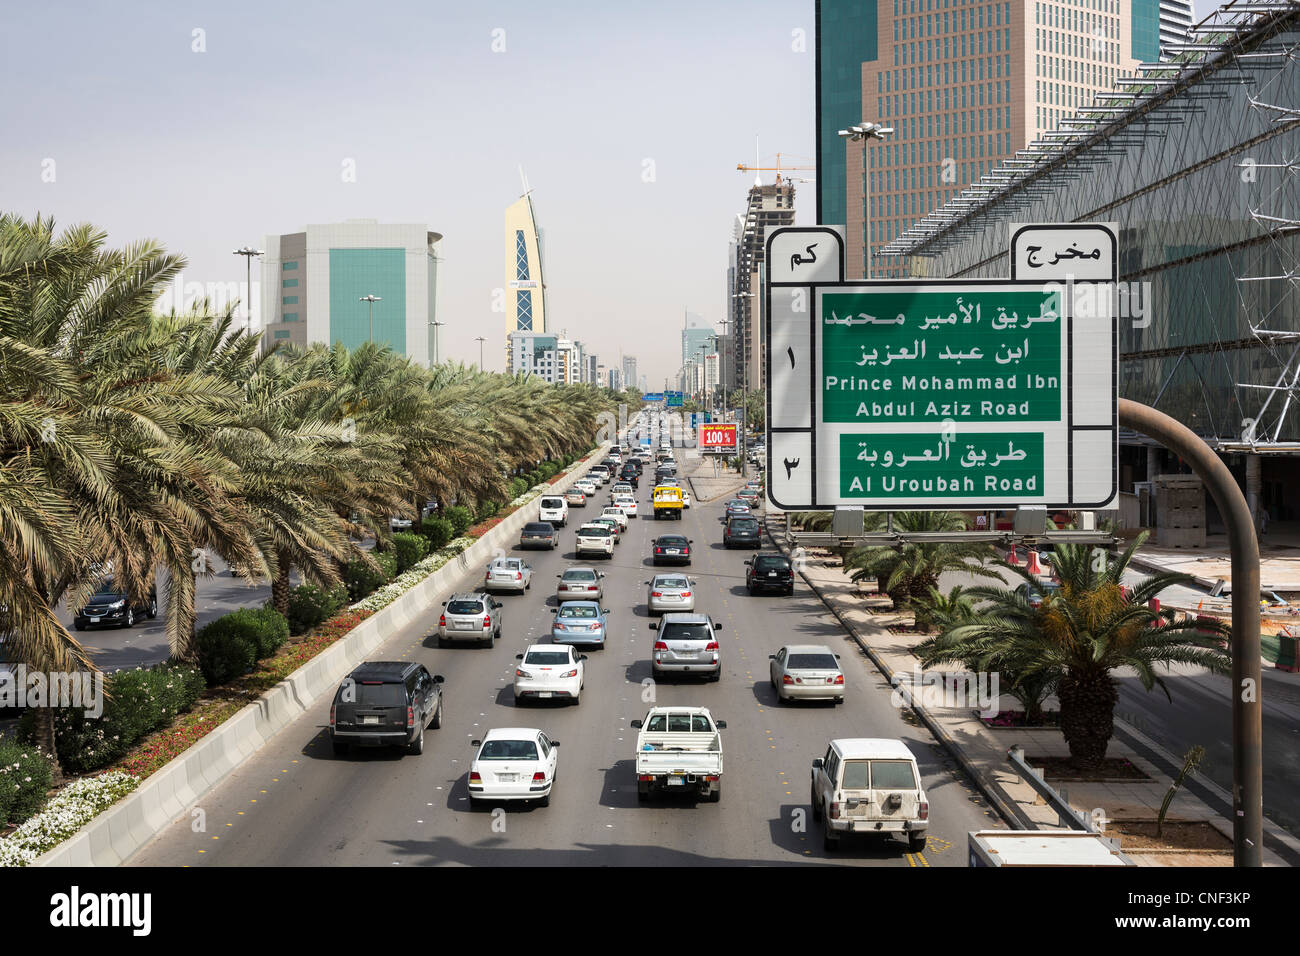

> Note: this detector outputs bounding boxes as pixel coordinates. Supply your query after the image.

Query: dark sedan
[652,534,693,566]
[519,522,560,550]
[73,579,158,630]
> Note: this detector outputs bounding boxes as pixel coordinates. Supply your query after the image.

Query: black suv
[619,465,641,488]
[745,553,794,595]
[723,515,762,549]
[330,661,444,756]
[72,578,159,630]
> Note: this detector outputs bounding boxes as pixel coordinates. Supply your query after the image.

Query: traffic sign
[665,392,684,408]
[763,224,1117,511]
[641,392,665,402]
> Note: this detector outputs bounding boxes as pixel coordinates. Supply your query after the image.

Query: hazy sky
[1,0,1222,385]
[1,0,822,386]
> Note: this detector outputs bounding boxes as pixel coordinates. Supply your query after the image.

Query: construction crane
[736,152,815,185]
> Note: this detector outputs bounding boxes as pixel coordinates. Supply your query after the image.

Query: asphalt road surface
[128,464,1002,867]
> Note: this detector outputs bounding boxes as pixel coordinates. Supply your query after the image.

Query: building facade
[728,182,797,395]
[508,331,578,384]
[504,193,548,370]
[883,0,1300,522]
[819,0,1166,279]
[259,220,442,365]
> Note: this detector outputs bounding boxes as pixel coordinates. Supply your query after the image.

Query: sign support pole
[1118,398,1262,867]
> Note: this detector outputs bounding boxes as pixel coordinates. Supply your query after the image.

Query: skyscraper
[1158,0,1193,58]
[504,186,547,370]
[728,181,796,391]
[259,220,443,365]
[818,0,1161,278]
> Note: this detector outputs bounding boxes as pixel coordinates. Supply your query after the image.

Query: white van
[538,495,569,528]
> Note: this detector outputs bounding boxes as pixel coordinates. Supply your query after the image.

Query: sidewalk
[685,455,751,503]
[768,511,1299,867]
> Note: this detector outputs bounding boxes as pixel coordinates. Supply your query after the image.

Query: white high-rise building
[1159,0,1193,59]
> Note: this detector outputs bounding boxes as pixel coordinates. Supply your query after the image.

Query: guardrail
[1006,745,1098,832]
[788,531,1118,548]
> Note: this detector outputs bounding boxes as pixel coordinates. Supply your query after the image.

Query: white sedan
[514,644,585,704]
[601,506,629,531]
[613,495,639,518]
[468,728,560,808]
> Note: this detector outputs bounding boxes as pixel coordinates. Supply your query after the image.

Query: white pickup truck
[631,706,726,803]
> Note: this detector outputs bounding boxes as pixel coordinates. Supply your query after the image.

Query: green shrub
[15,663,207,774]
[443,505,473,538]
[421,516,453,550]
[241,607,290,657]
[476,500,500,521]
[196,621,258,686]
[0,739,52,826]
[392,531,430,573]
[286,583,347,635]
[510,477,528,498]
[343,551,397,602]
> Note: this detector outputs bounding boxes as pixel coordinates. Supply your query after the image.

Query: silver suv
[649,612,722,681]
[439,593,503,647]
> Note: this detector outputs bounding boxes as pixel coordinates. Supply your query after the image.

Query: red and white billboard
[698,423,738,451]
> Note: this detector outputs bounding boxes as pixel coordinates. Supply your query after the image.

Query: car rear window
[870,760,917,789]
[346,682,406,707]
[479,740,539,760]
[563,570,597,582]
[660,622,712,642]
[754,556,789,570]
[523,523,553,533]
[656,577,689,589]
[525,651,571,665]
[658,537,687,546]
[541,498,563,508]
[559,605,598,618]
[446,600,484,614]
[729,518,760,531]
[788,653,838,670]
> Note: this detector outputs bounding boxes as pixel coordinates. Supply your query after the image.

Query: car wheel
[823,823,840,853]
[74,622,85,632]
[408,724,425,756]
[747,584,755,596]
[709,670,721,683]
[785,586,794,596]
[124,608,135,629]
[537,790,551,808]
[332,739,348,757]
[431,698,443,729]
[571,689,581,706]
[709,784,721,803]
[908,832,928,854]
[437,634,448,648]
[469,796,485,812]
[637,785,650,803]
[811,788,822,820]
[149,598,158,619]
[777,688,789,704]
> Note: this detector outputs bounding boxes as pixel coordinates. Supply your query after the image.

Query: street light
[360,294,382,343]
[475,336,487,370]
[232,247,264,330]
[838,121,893,279]
[429,320,445,365]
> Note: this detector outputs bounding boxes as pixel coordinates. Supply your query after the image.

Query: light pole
[360,294,382,343]
[475,336,487,370]
[429,320,445,365]
[838,122,894,279]
[731,291,756,476]
[232,246,264,330]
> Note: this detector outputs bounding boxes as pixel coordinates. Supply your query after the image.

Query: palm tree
[918,534,1231,768]
[843,511,1001,622]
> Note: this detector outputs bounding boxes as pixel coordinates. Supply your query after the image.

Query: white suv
[539,496,569,528]
[811,738,929,853]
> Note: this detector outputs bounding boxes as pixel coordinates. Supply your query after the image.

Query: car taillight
[532,772,546,782]
[482,615,491,628]
[439,614,446,627]
[782,675,794,685]
[654,641,668,650]
[561,669,578,678]
[655,547,663,554]
[651,591,662,598]
[705,641,719,651]
[470,771,481,783]
[329,704,336,726]
[919,800,929,821]
[407,706,414,729]
[515,668,530,678]
[680,591,691,598]
[833,675,844,685]
[515,572,522,580]
[830,802,842,820]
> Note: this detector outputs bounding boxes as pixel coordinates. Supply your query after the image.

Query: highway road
[128,458,1003,867]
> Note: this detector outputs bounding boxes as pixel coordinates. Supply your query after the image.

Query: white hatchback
[469,728,560,808]
[514,644,585,704]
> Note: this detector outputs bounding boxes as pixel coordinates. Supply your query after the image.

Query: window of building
[282,278,298,288]
[282,261,298,271]
[282,295,298,305]
[274,330,291,340]
[282,312,298,322]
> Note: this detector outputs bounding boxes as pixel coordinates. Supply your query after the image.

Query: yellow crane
[736,152,815,184]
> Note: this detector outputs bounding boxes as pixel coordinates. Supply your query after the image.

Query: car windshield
[343,682,405,707]
[788,653,838,670]
[660,623,712,642]
[729,519,760,531]
[559,606,598,619]
[91,579,125,599]
[446,600,484,615]
[479,740,539,760]
[525,651,571,665]
[563,570,597,582]
[656,577,689,589]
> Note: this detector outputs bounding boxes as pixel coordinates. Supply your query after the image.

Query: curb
[32,444,608,867]
[767,513,1035,831]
